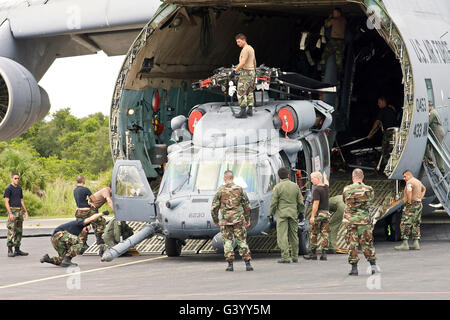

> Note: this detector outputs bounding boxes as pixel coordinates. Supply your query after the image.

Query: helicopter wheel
[165,238,183,257]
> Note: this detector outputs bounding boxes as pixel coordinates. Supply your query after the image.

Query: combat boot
[320,252,327,261]
[98,244,105,257]
[225,260,234,272]
[15,247,28,256]
[349,263,358,276]
[40,254,56,265]
[245,260,254,271]
[60,256,78,268]
[394,240,410,250]
[303,250,317,260]
[246,107,253,117]
[78,243,89,255]
[96,234,105,245]
[369,260,378,274]
[234,108,247,118]
[7,246,15,257]
[410,239,420,250]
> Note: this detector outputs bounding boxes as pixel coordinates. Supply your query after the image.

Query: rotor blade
[340,137,368,148]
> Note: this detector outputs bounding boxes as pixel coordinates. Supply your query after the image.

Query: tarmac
[0,218,449,300]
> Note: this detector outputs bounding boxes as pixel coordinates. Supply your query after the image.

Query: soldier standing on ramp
[395,170,426,251]
[234,33,256,119]
[269,168,305,263]
[342,168,378,276]
[211,170,254,272]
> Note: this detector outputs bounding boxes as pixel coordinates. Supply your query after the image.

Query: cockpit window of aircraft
[217,160,258,193]
[260,159,277,193]
[116,165,148,198]
[160,161,197,194]
[196,161,221,191]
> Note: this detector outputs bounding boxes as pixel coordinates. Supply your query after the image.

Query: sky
[38,52,125,119]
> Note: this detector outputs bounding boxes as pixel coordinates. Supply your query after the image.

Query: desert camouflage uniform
[400,202,422,240]
[319,38,345,75]
[211,182,252,262]
[7,208,24,248]
[343,182,376,264]
[50,231,84,265]
[75,207,106,242]
[309,210,330,254]
[237,70,256,109]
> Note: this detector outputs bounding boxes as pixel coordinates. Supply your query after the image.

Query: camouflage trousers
[309,214,330,253]
[7,208,23,248]
[75,208,106,242]
[276,216,299,261]
[346,224,376,264]
[50,231,84,265]
[221,221,251,261]
[319,38,345,75]
[400,203,422,240]
[237,69,256,109]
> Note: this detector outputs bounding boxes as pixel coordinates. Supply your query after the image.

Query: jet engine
[0,57,51,141]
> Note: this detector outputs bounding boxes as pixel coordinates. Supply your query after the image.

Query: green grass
[1,177,112,218]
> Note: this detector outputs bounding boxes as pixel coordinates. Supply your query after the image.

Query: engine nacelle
[0,57,51,141]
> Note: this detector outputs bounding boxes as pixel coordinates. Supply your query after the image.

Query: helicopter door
[112,160,157,222]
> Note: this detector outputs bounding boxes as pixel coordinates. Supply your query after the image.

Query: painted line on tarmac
[0,256,167,290]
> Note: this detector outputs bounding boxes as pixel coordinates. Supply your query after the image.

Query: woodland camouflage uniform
[342,182,376,264]
[211,182,252,262]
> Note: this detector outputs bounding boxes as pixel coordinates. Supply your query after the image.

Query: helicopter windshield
[217,160,258,193]
[160,161,197,194]
[160,157,259,195]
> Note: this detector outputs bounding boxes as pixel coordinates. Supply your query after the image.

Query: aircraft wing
[5,0,161,57]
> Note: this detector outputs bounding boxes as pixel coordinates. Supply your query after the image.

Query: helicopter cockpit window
[260,159,276,193]
[196,161,221,191]
[217,160,258,193]
[160,161,197,194]
[116,166,148,197]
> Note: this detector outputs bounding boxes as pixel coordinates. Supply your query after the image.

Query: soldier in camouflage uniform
[211,170,253,272]
[395,170,426,251]
[318,8,346,78]
[73,175,106,253]
[40,211,109,267]
[304,171,330,261]
[3,173,29,257]
[342,168,378,276]
[234,33,256,118]
[269,168,305,263]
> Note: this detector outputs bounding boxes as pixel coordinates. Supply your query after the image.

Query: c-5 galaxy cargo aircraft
[0,0,160,140]
[0,1,449,257]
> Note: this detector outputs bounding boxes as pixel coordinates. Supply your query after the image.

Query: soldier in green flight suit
[211,170,254,272]
[269,167,305,263]
[342,168,378,276]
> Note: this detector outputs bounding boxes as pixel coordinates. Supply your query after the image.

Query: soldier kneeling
[40,211,109,267]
